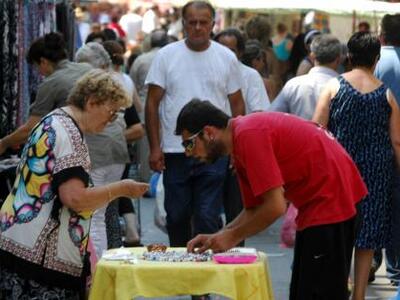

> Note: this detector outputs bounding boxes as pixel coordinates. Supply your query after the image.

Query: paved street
[135,197,399,300]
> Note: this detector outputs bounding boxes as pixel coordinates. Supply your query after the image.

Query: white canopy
[172,0,400,15]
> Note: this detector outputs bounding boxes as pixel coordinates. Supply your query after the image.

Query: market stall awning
[171,0,400,15]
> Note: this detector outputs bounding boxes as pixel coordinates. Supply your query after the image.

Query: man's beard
[204,139,225,164]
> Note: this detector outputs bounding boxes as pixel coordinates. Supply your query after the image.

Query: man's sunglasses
[181,130,202,152]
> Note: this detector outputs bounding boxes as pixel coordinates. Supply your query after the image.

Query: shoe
[368,267,376,283]
[122,213,141,247]
[390,280,399,287]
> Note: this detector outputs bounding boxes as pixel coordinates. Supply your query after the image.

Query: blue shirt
[375,46,400,104]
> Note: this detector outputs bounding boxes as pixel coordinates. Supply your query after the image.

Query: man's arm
[145,84,165,172]
[228,90,245,117]
[0,115,41,155]
[187,187,287,253]
[228,187,286,240]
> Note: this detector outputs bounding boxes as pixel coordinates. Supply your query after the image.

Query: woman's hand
[121,179,149,198]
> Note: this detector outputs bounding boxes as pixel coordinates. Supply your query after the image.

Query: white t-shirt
[119,13,143,44]
[239,63,270,113]
[167,19,183,38]
[142,9,159,34]
[121,73,135,97]
[78,22,91,44]
[145,40,242,152]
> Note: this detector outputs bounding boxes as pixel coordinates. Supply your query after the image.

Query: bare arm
[187,187,287,253]
[132,88,143,113]
[0,115,41,155]
[124,123,145,144]
[387,90,400,168]
[225,187,286,239]
[145,84,165,171]
[228,90,245,117]
[312,79,338,126]
[58,178,148,212]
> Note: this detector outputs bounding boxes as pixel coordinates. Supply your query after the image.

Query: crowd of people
[0,0,399,299]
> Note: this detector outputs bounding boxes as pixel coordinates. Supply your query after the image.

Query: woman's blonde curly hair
[67,69,132,110]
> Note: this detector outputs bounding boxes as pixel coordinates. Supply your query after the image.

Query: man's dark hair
[245,16,271,48]
[358,21,370,32]
[175,99,230,135]
[27,32,68,65]
[102,40,124,66]
[241,40,264,67]
[347,32,380,68]
[182,1,215,20]
[102,28,118,41]
[150,29,169,48]
[381,14,400,46]
[85,32,106,44]
[214,28,245,53]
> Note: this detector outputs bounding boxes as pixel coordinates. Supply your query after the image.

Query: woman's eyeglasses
[181,130,202,152]
[105,105,122,122]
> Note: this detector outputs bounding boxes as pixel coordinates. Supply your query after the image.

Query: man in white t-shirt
[213,28,269,242]
[119,6,143,47]
[214,28,270,114]
[145,0,245,247]
[142,5,160,34]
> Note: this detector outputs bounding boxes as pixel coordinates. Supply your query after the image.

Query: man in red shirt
[108,7,126,39]
[176,99,367,300]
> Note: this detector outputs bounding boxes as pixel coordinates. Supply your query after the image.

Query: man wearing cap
[296,29,321,76]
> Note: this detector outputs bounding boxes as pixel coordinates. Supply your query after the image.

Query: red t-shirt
[232,112,367,230]
[108,23,126,38]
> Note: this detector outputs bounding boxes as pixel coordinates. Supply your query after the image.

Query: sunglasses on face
[181,130,202,152]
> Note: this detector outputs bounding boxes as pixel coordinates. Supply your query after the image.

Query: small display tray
[213,248,258,264]
[102,248,137,262]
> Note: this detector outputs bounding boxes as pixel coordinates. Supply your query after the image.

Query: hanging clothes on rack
[56,0,77,60]
[0,1,19,139]
[18,0,57,128]
[0,0,69,139]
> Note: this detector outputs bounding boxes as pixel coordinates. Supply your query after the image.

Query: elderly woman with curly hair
[75,42,145,256]
[0,69,148,300]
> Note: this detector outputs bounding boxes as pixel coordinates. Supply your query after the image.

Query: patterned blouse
[0,108,92,290]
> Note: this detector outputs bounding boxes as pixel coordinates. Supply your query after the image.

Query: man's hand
[149,148,165,172]
[187,230,239,254]
[0,115,41,156]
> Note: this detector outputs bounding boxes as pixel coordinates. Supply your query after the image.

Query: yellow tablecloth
[89,247,274,300]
